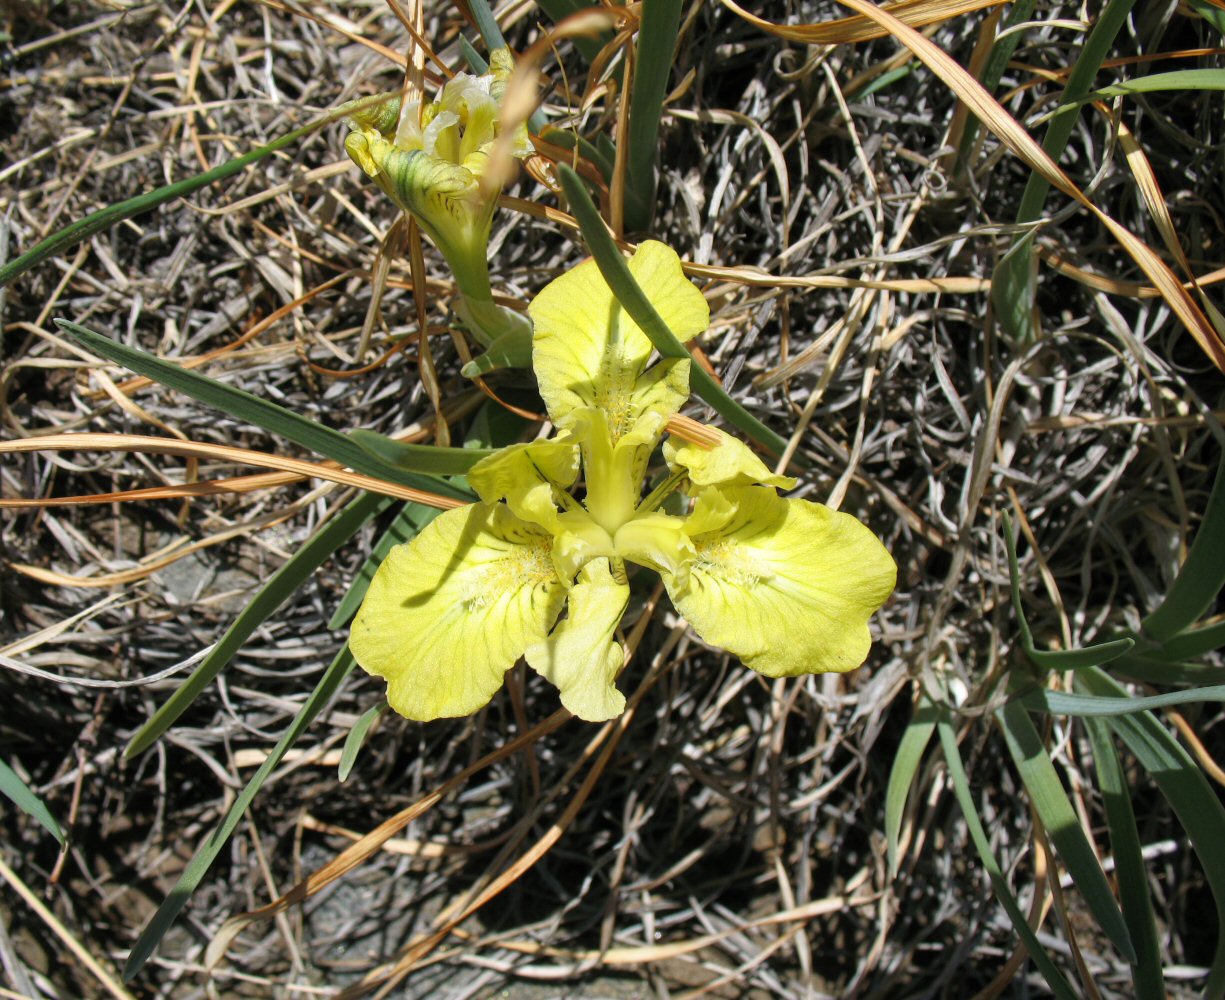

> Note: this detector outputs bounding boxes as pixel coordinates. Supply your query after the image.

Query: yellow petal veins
[664,486,896,678]
[350,503,566,720]
[529,241,709,431]
[525,559,629,721]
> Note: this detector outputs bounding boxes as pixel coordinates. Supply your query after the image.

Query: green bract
[350,241,897,722]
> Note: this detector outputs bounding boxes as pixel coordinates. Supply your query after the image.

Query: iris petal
[350,503,566,720]
[529,241,709,431]
[526,559,628,721]
[664,486,896,677]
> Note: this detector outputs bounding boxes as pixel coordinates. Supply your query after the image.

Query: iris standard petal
[529,241,709,431]
[350,502,566,720]
[526,559,629,721]
[664,486,896,677]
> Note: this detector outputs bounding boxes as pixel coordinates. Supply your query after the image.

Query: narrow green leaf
[534,0,609,63]
[125,492,390,758]
[995,700,1135,962]
[1,104,363,289]
[541,127,616,183]
[57,320,471,503]
[1189,0,1225,35]
[339,703,385,782]
[1003,513,1134,670]
[956,0,1038,164]
[885,695,938,877]
[624,0,682,233]
[1059,69,1225,107]
[0,758,66,845]
[994,0,1137,344]
[1020,683,1225,717]
[1077,666,1225,997]
[1142,447,1225,642]
[1113,654,1225,686]
[328,501,442,629]
[124,644,357,981]
[557,164,793,460]
[1084,718,1165,999]
[1027,639,1135,671]
[937,713,1079,999]
[348,429,494,476]
[1151,619,1225,661]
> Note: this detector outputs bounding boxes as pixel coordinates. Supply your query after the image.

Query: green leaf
[956,0,1038,164]
[1189,0,1225,35]
[1019,683,1225,717]
[624,0,683,233]
[994,0,1138,344]
[0,757,66,845]
[1150,619,1225,662]
[995,699,1135,962]
[884,695,937,877]
[556,164,793,461]
[339,703,385,782]
[125,492,390,758]
[534,0,609,63]
[1057,69,1225,108]
[1076,666,1225,997]
[463,0,546,133]
[1084,718,1165,999]
[1113,652,1225,686]
[1141,447,1225,642]
[124,643,358,981]
[1003,513,1135,670]
[1,106,360,289]
[348,429,494,476]
[541,127,616,183]
[57,319,472,503]
[937,712,1079,999]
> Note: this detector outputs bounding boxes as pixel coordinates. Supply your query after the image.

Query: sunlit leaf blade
[327,501,442,629]
[1084,718,1164,1000]
[0,757,66,844]
[57,319,471,503]
[1141,448,1225,642]
[996,700,1135,962]
[348,429,494,476]
[0,114,345,289]
[126,492,391,758]
[1020,684,1225,717]
[624,0,682,232]
[993,0,1137,344]
[885,695,937,876]
[1077,666,1225,997]
[124,644,357,982]
[339,703,385,782]
[936,713,1079,999]
[1059,69,1225,107]
[556,164,792,459]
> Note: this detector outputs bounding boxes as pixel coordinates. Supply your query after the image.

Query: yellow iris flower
[350,242,897,722]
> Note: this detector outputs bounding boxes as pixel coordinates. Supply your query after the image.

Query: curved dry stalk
[0,433,466,509]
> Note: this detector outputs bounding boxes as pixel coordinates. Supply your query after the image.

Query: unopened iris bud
[344,49,533,353]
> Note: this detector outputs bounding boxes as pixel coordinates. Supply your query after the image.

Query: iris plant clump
[349,241,897,722]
